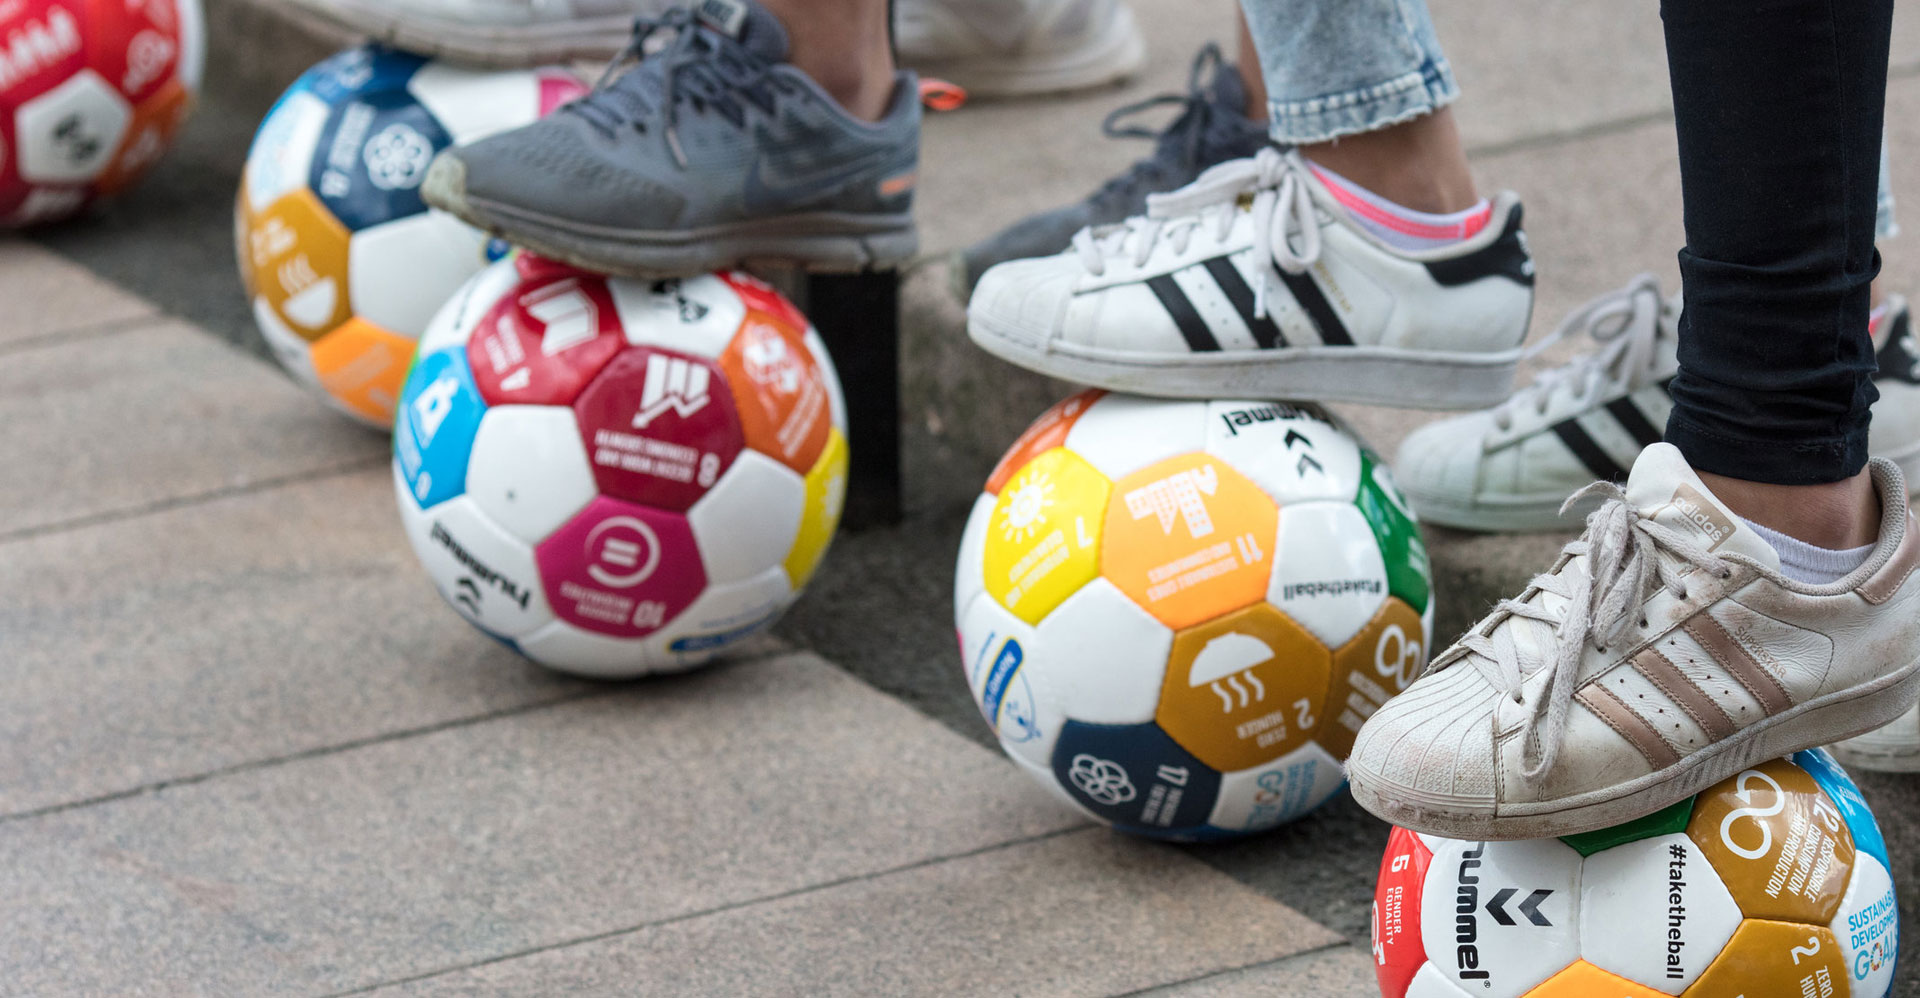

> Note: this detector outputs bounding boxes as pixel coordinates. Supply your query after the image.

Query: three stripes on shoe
[1142,255,1353,352]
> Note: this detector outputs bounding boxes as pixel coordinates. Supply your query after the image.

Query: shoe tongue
[1625,443,1780,569]
[694,0,789,60]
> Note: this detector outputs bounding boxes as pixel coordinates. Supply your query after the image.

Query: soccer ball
[392,254,847,678]
[236,44,584,427]
[954,391,1433,840]
[0,0,205,227]
[1372,749,1898,998]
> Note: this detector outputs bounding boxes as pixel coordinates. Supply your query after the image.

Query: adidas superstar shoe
[1395,276,1920,532]
[1348,443,1920,839]
[964,147,1535,410]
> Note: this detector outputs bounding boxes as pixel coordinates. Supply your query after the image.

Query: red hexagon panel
[574,345,744,512]
[535,495,706,639]
[467,268,626,407]
[719,270,808,330]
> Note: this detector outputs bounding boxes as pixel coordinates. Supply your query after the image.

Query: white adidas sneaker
[895,0,1145,97]
[1347,443,1920,839]
[965,147,1536,410]
[1396,276,1920,531]
[279,0,650,67]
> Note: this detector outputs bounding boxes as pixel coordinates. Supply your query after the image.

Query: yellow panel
[1321,598,1426,761]
[1686,758,1854,925]
[1525,961,1667,998]
[310,318,416,427]
[242,187,352,342]
[1683,922,1845,998]
[981,447,1110,625]
[1156,602,1330,772]
[1101,452,1278,630]
[784,428,848,589]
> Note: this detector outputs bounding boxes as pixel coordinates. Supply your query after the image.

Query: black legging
[1662,0,1893,485]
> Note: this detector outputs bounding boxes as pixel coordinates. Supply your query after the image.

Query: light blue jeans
[1237,0,1897,239]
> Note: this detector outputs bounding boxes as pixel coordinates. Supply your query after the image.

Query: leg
[1663,0,1894,546]
[763,0,898,121]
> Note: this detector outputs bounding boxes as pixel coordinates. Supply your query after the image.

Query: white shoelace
[1491,274,1672,433]
[1070,147,1320,319]
[1441,484,1733,780]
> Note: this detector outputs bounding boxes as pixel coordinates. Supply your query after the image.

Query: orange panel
[1100,453,1276,630]
[1683,922,1845,998]
[719,309,831,474]
[95,77,190,195]
[311,318,416,426]
[1157,602,1330,772]
[1686,757,1854,925]
[1527,961,1667,997]
[1321,599,1426,760]
[242,187,353,342]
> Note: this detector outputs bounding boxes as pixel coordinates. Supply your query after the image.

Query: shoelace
[1087,44,1231,205]
[1071,146,1317,318]
[1443,484,1732,781]
[569,8,783,167]
[1492,274,1671,433]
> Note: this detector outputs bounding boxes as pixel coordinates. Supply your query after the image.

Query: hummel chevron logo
[1485,887,1553,927]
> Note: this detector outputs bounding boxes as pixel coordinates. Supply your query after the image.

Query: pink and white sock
[1308,162,1492,253]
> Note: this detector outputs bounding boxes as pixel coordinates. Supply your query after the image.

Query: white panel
[1406,963,1474,998]
[1203,399,1363,505]
[802,328,848,432]
[651,566,793,666]
[348,210,491,340]
[15,70,132,183]
[422,256,524,356]
[394,469,553,639]
[1579,834,1741,994]
[1419,838,1581,998]
[1269,502,1388,648]
[1830,851,1898,998]
[1207,741,1345,833]
[252,296,320,391]
[1031,577,1171,725]
[1062,393,1207,482]
[957,592,1052,767]
[687,450,805,584]
[245,90,329,212]
[517,619,650,678]
[465,405,598,545]
[406,63,541,144]
[609,273,747,359]
[176,0,207,93]
[953,493,993,624]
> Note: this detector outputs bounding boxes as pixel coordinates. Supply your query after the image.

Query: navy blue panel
[1051,721,1220,835]
[301,44,428,105]
[306,62,450,232]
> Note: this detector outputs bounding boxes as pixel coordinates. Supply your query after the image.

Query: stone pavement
[9,0,1920,994]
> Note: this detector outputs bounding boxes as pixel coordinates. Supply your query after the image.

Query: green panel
[1559,796,1696,857]
[1356,453,1431,614]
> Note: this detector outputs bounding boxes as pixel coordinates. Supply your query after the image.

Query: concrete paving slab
[0,320,383,538]
[1140,945,1376,997]
[0,653,1087,997]
[0,240,157,346]
[362,828,1335,998]
[0,466,602,817]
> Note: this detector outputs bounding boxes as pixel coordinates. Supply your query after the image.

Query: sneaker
[964,147,1535,409]
[278,0,653,68]
[1395,276,1920,531]
[951,42,1268,298]
[894,0,1144,98]
[1831,699,1920,772]
[1347,442,1920,839]
[420,0,921,277]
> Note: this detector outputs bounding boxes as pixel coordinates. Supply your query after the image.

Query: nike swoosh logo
[743,146,895,211]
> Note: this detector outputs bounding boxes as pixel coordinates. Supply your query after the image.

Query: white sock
[1307,163,1493,253]
[1738,516,1875,584]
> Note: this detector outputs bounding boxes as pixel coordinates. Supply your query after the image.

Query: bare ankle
[1299,107,1478,214]
[762,0,896,122]
[1697,468,1882,550]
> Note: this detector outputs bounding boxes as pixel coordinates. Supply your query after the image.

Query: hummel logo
[634,355,711,428]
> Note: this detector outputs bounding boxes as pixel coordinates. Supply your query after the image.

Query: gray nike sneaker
[951,43,1268,297]
[421,0,921,277]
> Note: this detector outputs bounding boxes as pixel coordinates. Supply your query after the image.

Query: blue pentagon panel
[1796,748,1891,871]
[1051,721,1221,836]
[307,67,450,231]
[395,347,486,510]
[302,44,428,106]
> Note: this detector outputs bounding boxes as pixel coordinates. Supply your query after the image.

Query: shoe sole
[1349,649,1920,840]
[968,309,1522,411]
[903,4,1146,98]
[279,0,633,67]
[1828,735,1920,773]
[426,160,918,278]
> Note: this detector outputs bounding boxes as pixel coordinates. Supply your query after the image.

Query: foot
[1347,443,1920,839]
[278,0,651,67]
[420,0,921,277]
[964,147,1535,409]
[894,0,1143,98]
[1394,277,1920,531]
[952,43,1267,297]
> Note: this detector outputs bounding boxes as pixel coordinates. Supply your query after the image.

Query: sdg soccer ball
[392,255,847,677]
[954,391,1432,840]
[1372,749,1898,998]
[236,45,583,427]
[0,0,204,227]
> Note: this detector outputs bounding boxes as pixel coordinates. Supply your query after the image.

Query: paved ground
[10,0,1920,994]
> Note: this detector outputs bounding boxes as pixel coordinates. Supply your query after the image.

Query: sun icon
[999,471,1056,542]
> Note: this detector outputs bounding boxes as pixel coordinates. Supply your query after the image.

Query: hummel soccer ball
[1373,749,1898,998]
[955,391,1432,840]
[393,255,847,677]
[0,0,204,227]
[236,44,583,427]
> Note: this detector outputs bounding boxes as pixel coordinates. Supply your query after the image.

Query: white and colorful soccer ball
[954,392,1433,840]
[0,0,204,227]
[1373,749,1898,998]
[236,44,584,427]
[392,255,848,677]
